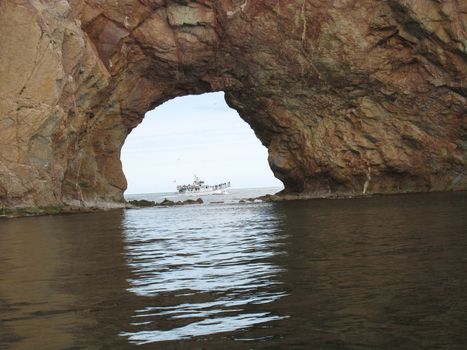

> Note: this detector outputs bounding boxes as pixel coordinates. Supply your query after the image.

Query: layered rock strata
[0,0,465,208]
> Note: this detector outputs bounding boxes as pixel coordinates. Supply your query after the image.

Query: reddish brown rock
[0,0,465,209]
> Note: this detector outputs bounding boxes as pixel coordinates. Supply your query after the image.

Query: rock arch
[0,0,465,208]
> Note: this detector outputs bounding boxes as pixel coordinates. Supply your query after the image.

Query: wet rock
[156,198,203,206]
[182,198,204,205]
[0,205,117,218]
[128,199,156,207]
[158,198,176,206]
[0,1,465,211]
[257,194,282,202]
[239,198,257,203]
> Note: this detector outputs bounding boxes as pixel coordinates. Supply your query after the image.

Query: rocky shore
[128,198,204,208]
[0,197,205,218]
[0,204,120,219]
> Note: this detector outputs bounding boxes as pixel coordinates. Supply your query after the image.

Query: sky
[121,92,283,194]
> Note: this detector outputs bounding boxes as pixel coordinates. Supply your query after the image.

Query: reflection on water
[120,204,287,344]
[0,191,467,349]
[0,211,133,349]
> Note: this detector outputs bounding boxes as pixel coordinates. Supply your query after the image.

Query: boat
[176,176,230,195]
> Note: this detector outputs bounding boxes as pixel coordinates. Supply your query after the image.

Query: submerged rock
[239,198,257,203]
[0,1,465,211]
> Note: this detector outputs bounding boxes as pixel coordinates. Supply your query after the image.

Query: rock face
[0,0,465,208]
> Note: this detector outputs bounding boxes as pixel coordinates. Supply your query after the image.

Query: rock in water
[155,198,203,206]
[128,199,156,207]
[0,1,465,209]
[159,199,176,206]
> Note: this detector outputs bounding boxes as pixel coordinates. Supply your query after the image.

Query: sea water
[1,190,466,349]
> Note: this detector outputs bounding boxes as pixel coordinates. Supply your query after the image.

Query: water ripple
[121,203,287,344]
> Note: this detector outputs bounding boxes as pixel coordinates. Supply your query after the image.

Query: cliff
[0,0,465,209]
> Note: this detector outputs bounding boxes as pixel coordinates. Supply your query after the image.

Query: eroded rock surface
[0,0,466,208]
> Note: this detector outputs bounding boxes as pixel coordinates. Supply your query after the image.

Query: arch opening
[121,92,283,196]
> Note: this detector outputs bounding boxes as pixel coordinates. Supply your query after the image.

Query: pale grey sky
[121,92,282,194]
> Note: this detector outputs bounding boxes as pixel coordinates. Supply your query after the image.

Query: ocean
[124,186,283,204]
[1,189,466,349]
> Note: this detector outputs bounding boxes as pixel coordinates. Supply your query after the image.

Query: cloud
[122,92,281,193]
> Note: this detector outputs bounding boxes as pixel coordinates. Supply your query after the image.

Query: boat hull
[177,188,228,196]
